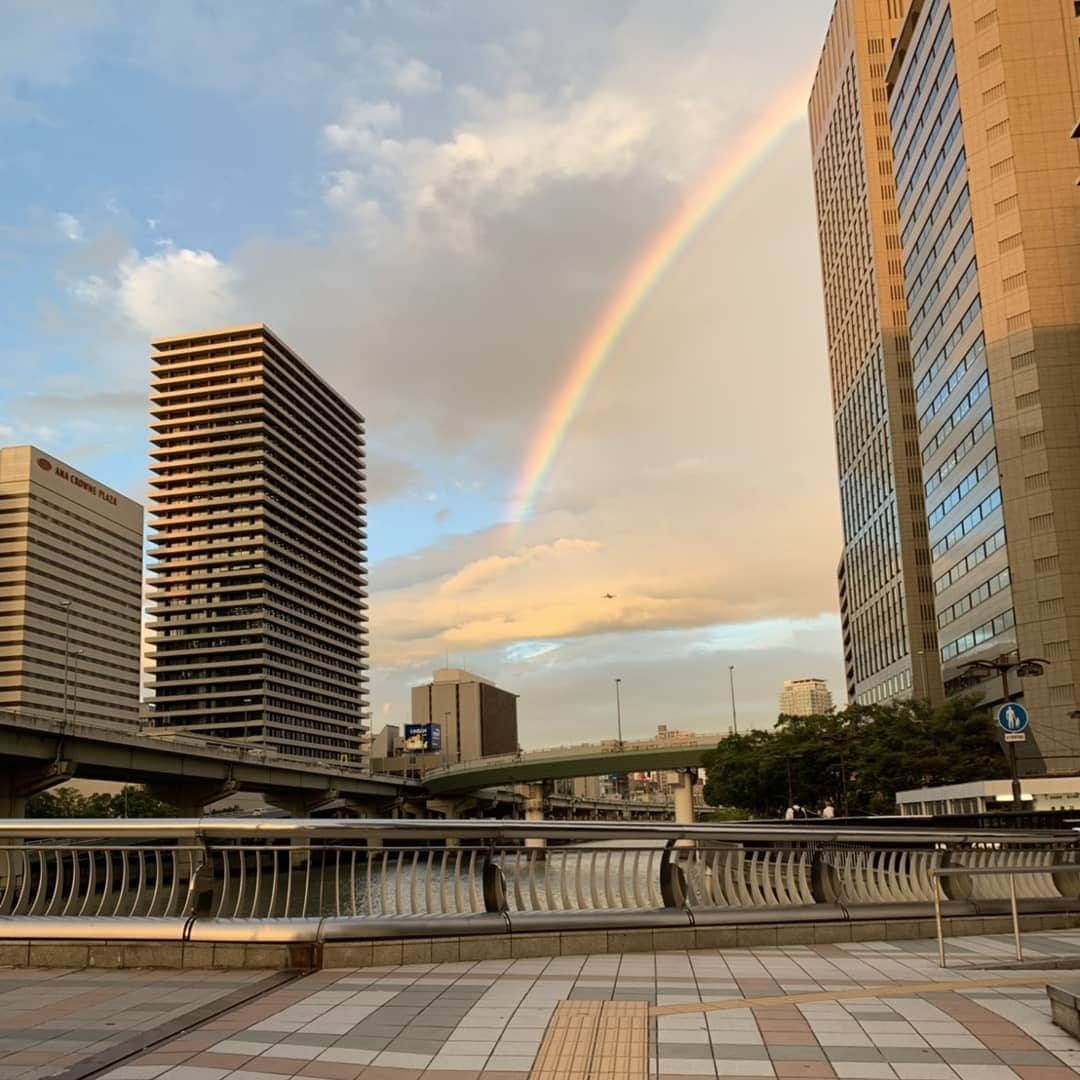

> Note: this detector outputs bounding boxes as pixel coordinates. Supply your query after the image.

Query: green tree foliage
[27,785,177,818]
[702,696,1007,817]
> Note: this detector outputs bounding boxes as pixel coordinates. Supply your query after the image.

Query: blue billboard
[404,723,442,752]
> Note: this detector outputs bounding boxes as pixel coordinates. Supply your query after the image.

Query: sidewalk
[4,929,1080,1080]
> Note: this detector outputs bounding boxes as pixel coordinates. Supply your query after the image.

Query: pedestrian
[822,801,835,819]
[785,805,795,820]
[793,803,805,819]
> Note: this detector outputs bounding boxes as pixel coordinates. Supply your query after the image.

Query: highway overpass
[423,734,723,796]
[0,710,417,816]
[0,710,720,820]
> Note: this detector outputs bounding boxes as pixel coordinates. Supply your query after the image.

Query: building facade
[0,446,142,725]
[409,668,518,766]
[780,678,835,717]
[145,325,369,762]
[810,0,944,707]
[887,0,1080,772]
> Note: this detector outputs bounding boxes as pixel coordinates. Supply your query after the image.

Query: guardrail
[2,819,1078,948]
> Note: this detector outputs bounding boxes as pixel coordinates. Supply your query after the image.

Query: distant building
[144,325,369,763]
[779,678,833,717]
[0,446,143,725]
[410,668,518,765]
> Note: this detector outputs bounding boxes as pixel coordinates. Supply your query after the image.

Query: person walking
[822,802,835,819]
[784,805,796,820]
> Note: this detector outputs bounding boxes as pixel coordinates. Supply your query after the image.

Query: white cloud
[71,245,239,338]
[54,212,84,242]
[392,57,442,96]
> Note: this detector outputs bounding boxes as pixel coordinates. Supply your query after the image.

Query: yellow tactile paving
[530,999,648,1080]
[650,972,1056,1017]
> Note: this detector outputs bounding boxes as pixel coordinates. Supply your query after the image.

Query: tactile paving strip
[530,999,648,1080]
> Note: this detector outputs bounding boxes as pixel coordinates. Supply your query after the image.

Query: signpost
[997,703,1029,806]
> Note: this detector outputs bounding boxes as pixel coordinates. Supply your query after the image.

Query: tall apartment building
[410,669,518,765]
[810,0,944,707]
[0,446,142,724]
[780,677,835,717]
[887,0,1080,772]
[145,325,369,762]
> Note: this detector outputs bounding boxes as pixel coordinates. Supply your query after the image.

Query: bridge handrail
[1,819,1077,944]
[0,817,1074,843]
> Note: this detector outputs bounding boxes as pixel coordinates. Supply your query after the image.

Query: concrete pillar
[0,776,26,818]
[673,769,696,826]
[523,782,547,851]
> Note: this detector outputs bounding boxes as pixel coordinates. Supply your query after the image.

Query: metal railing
[1,819,1077,943]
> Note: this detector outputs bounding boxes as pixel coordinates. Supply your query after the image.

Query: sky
[1,0,845,748]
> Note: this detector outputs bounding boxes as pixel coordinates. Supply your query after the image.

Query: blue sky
[2,0,846,744]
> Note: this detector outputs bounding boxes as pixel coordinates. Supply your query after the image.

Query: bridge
[0,709,416,816]
[0,709,720,822]
[423,734,722,794]
[422,733,722,827]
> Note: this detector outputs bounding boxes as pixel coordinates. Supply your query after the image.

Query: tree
[703,696,1007,817]
[27,785,177,818]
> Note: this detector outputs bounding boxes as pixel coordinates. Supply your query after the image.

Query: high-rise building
[145,325,369,762]
[0,446,142,725]
[887,0,1080,771]
[780,678,835,717]
[810,0,944,708]
[409,669,518,765]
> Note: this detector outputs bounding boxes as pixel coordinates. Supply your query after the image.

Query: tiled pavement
[0,969,269,1080]
[4,930,1080,1080]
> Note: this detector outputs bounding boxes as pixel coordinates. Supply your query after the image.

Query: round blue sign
[997,702,1029,733]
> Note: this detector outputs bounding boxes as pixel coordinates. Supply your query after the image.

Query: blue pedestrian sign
[997,702,1029,734]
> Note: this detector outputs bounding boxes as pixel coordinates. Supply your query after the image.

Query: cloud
[71,245,239,338]
[392,57,442,96]
[440,538,603,595]
[54,212,84,242]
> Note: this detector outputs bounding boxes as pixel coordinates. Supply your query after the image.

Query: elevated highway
[422,733,723,796]
[0,710,416,815]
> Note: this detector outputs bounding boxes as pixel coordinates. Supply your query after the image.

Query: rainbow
[507,66,816,529]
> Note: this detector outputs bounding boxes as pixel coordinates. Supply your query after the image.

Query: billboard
[404,723,442,752]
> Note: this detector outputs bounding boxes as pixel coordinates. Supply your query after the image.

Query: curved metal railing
[1,819,1077,938]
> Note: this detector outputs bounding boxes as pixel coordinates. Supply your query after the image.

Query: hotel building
[0,446,142,724]
[145,325,369,762]
[810,0,944,707]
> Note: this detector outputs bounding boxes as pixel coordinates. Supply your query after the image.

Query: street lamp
[959,650,1049,807]
[728,665,738,735]
[70,649,85,729]
[614,678,623,747]
[60,600,73,725]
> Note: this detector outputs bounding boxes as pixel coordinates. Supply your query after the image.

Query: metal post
[614,678,623,747]
[1002,667,1023,806]
[728,666,738,735]
[1009,872,1022,961]
[786,755,794,808]
[61,601,72,726]
[839,746,850,817]
[933,875,946,968]
[70,650,83,729]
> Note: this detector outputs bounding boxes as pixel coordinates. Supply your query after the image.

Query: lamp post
[614,678,624,807]
[614,678,623,747]
[60,600,73,726]
[70,649,85,729]
[728,665,738,735]
[959,650,1049,808]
